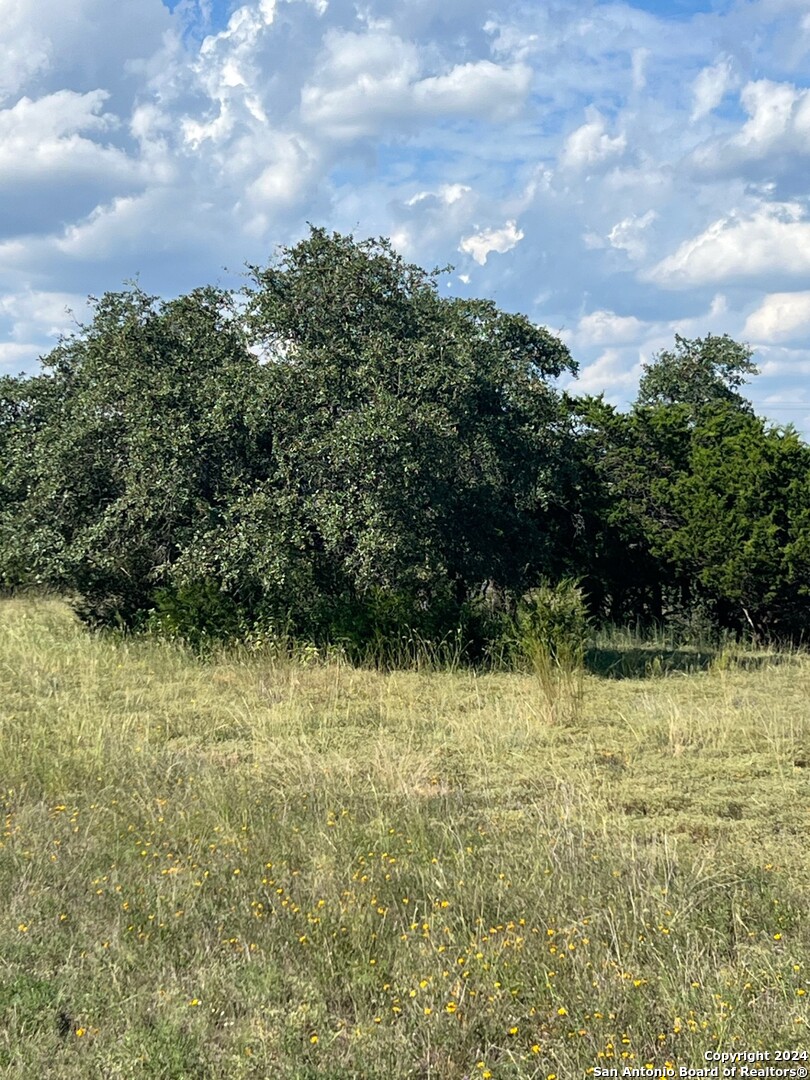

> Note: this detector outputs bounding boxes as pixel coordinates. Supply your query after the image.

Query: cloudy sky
[2,0,810,431]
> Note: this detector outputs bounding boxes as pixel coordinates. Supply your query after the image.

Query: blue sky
[2,0,810,432]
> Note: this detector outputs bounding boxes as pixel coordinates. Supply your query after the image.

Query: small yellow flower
[774,933,782,940]
[445,1002,457,1014]
[557,1007,568,1016]
[75,1028,86,1037]
[310,1035,318,1045]
[17,923,28,933]
[188,998,200,1007]
[531,1045,541,1054]
[508,1026,519,1035]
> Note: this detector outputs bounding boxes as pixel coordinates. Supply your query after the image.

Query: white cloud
[245,133,318,208]
[0,342,45,371]
[561,109,626,170]
[576,310,646,346]
[736,79,800,145]
[758,353,810,383]
[0,0,170,102]
[648,202,810,288]
[691,56,737,121]
[631,48,649,92]
[406,184,471,207]
[459,221,524,265]
[0,287,92,372]
[744,291,810,342]
[411,60,531,120]
[0,90,139,187]
[691,78,810,176]
[0,288,88,340]
[0,32,49,103]
[575,348,644,395]
[1,0,810,436]
[301,31,531,137]
[607,210,657,260]
[299,32,420,137]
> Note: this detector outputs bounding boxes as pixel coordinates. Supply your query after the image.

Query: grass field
[1,597,808,1079]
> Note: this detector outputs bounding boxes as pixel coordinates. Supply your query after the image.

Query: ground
[1,598,808,1078]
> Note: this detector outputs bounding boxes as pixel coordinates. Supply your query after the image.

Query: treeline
[1,228,808,654]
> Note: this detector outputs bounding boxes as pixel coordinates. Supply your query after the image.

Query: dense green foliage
[570,378,810,640]
[1,228,808,650]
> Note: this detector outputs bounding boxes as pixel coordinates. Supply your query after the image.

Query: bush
[514,579,590,672]
[147,581,245,651]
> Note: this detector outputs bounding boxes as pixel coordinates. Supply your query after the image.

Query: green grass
[1,598,808,1078]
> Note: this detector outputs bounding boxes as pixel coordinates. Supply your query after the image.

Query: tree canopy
[1,228,807,650]
[636,333,758,412]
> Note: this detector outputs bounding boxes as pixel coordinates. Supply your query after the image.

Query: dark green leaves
[637,333,758,412]
[1,227,807,649]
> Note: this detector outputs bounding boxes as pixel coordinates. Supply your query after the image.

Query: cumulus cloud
[691,78,810,181]
[560,109,626,170]
[576,310,647,346]
[0,287,93,374]
[0,342,46,372]
[744,291,810,342]
[459,221,524,265]
[412,60,531,119]
[246,133,319,209]
[606,210,657,261]
[301,31,531,137]
[648,202,810,288]
[406,184,471,207]
[0,0,171,102]
[0,91,135,185]
[1,0,810,432]
[690,56,737,121]
[735,79,802,148]
[575,348,644,395]
[0,288,88,338]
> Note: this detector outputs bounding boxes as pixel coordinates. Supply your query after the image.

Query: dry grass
[1,597,808,1078]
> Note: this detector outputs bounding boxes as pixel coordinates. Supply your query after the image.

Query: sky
[2,0,810,432]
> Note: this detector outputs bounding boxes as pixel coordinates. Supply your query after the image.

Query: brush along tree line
[0,227,808,651]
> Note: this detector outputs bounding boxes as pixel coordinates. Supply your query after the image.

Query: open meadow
[1,597,809,1079]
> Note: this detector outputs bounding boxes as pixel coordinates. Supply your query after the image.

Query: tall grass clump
[513,579,589,721]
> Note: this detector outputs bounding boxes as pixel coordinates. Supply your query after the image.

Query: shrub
[512,579,589,721]
[514,578,590,673]
[147,580,245,651]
